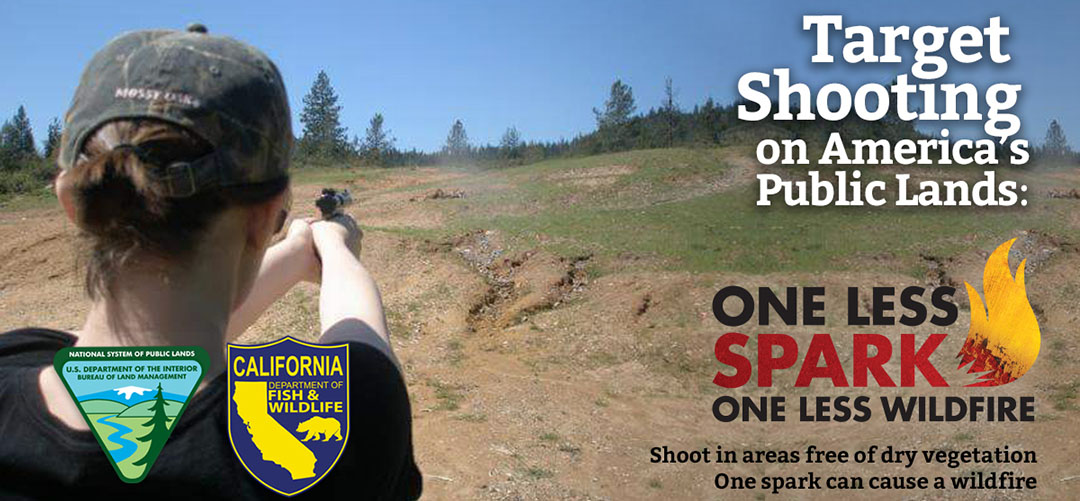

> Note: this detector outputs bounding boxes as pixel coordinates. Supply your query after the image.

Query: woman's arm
[227,220,318,341]
[228,213,392,353]
[311,215,392,349]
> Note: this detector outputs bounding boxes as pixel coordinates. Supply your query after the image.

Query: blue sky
[0,0,1076,152]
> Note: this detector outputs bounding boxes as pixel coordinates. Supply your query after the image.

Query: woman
[0,25,422,499]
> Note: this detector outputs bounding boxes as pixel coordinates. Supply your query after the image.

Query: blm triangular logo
[53,346,208,483]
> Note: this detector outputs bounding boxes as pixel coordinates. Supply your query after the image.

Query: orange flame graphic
[956,238,1041,387]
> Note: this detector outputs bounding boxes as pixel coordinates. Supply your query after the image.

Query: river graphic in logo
[53,346,208,483]
[227,337,350,496]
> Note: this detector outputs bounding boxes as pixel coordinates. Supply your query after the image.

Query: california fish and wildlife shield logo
[228,337,350,496]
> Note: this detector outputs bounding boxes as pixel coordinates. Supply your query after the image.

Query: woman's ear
[54,170,80,225]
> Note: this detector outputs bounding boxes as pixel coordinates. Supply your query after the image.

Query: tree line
[0,71,1075,196]
[0,106,60,195]
[294,70,1077,168]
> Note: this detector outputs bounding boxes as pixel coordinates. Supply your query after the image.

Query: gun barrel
[316,188,353,219]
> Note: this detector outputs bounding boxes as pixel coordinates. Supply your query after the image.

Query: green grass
[1049,339,1068,367]
[539,432,560,442]
[0,188,55,211]
[452,412,487,423]
[427,379,465,411]
[521,466,554,480]
[349,147,1077,277]
[953,431,975,442]
[384,308,410,340]
[469,184,1069,275]
[445,339,465,366]
[1051,381,1079,411]
[289,164,393,185]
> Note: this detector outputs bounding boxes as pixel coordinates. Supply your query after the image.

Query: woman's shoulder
[0,327,75,368]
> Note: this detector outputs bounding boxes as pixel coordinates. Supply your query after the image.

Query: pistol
[315,188,353,219]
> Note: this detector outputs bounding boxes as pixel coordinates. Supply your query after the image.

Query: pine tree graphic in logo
[131,383,172,468]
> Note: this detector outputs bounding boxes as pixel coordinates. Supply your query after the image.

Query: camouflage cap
[58,23,292,197]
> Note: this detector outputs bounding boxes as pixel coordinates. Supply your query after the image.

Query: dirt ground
[1,158,1077,500]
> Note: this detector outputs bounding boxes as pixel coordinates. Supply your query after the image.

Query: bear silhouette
[295,416,343,442]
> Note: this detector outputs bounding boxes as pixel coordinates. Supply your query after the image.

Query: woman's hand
[282,218,321,283]
[311,214,363,259]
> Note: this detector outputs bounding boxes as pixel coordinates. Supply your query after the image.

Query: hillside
[79,399,131,414]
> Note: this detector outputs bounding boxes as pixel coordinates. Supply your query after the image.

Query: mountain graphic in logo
[957,238,1041,387]
[112,385,152,400]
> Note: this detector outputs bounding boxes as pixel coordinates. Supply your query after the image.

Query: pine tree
[43,117,62,159]
[594,79,636,129]
[361,113,394,165]
[661,77,679,147]
[299,71,349,160]
[0,106,37,167]
[131,383,173,467]
[500,126,521,158]
[1043,119,1070,158]
[9,106,36,159]
[0,121,15,171]
[593,80,637,151]
[443,119,470,158]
